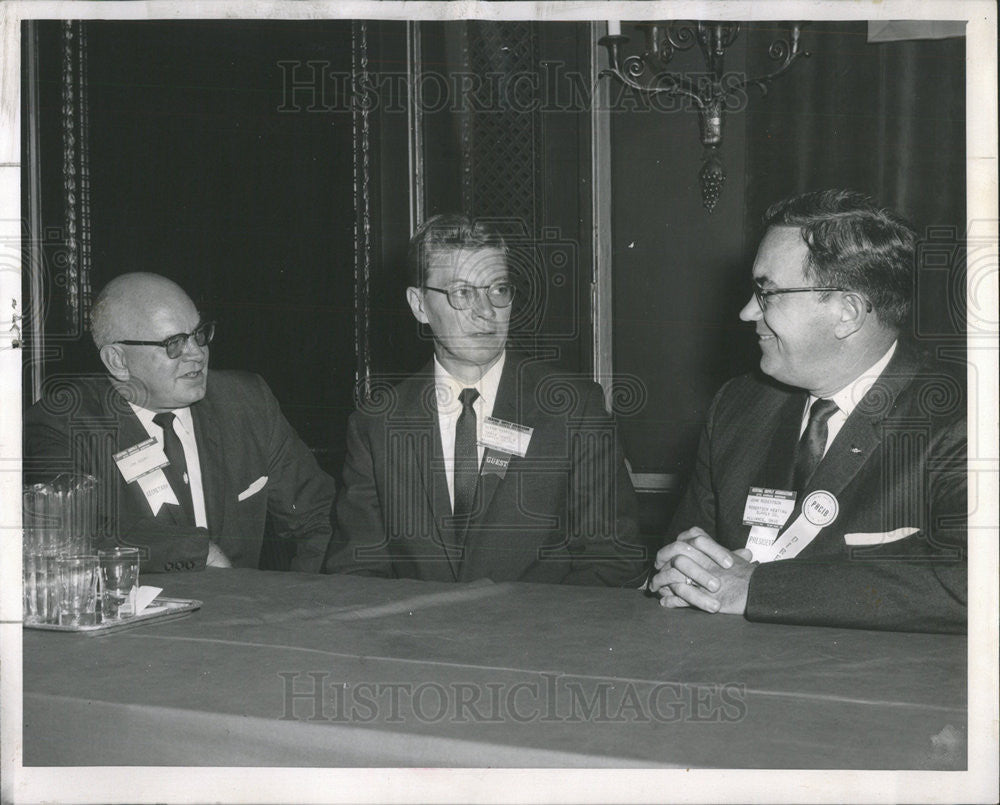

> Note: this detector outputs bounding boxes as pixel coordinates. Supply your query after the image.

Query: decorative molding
[60,20,92,335]
[591,22,614,395]
[406,20,425,233]
[352,20,373,401]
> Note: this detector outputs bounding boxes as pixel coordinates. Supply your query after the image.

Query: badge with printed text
[802,490,839,527]
[113,438,169,484]
[480,416,533,458]
[742,487,797,529]
[481,449,512,479]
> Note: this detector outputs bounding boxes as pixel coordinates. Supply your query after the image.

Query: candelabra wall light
[598,21,810,211]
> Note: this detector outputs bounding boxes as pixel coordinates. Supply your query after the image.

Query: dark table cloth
[23,568,967,768]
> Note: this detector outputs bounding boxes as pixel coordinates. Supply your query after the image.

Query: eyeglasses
[423,281,515,311]
[752,283,848,311]
[114,321,215,359]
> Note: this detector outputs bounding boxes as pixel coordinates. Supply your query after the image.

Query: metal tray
[24,597,201,636]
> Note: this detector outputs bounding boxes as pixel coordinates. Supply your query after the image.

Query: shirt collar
[818,340,897,417]
[433,351,506,413]
[128,402,194,435]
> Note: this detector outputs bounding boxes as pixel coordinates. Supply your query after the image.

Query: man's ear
[406,286,429,324]
[833,292,869,339]
[99,344,130,381]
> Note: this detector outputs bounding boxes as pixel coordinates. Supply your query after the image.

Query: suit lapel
[109,388,188,527]
[191,392,226,535]
[399,364,460,579]
[470,356,526,526]
[793,344,921,552]
[721,387,806,535]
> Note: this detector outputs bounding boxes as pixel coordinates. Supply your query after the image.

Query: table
[23,568,967,768]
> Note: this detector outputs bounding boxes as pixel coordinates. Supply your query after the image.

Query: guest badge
[113,438,178,516]
[481,449,512,479]
[480,416,533,458]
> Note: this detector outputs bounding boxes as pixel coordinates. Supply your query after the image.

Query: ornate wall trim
[352,20,373,401]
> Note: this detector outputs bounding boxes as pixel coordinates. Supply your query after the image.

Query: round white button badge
[802,490,839,527]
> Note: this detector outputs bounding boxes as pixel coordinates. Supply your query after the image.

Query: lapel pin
[850,447,862,454]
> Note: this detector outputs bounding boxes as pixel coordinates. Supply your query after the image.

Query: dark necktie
[792,398,839,490]
[453,388,480,518]
[152,411,195,524]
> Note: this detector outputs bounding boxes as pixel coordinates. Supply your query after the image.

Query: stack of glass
[22,474,100,625]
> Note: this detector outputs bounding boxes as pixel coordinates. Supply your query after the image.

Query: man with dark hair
[327,214,646,585]
[649,190,966,633]
[24,272,336,573]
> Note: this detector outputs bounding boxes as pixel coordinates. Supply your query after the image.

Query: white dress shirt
[800,340,898,458]
[434,352,506,511]
[129,402,208,528]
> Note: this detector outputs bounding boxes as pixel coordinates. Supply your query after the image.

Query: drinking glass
[56,555,100,627]
[99,548,141,620]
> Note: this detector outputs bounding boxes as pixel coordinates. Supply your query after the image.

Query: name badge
[742,487,796,529]
[481,449,511,479]
[114,438,169,484]
[135,468,179,516]
[480,416,533,458]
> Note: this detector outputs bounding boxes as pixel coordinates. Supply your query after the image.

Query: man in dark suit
[24,272,335,573]
[327,215,645,585]
[649,190,966,633]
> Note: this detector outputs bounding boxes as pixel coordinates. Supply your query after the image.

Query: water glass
[23,552,60,625]
[56,555,100,627]
[99,548,141,620]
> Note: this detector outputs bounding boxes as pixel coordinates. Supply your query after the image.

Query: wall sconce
[599,22,810,211]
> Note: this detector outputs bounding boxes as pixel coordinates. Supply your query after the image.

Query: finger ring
[684,577,693,585]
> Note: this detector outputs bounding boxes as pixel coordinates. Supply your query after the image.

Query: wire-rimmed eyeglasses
[423,281,515,311]
[114,321,215,359]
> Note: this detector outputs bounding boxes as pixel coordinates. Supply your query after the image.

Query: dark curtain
[744,22,966,344]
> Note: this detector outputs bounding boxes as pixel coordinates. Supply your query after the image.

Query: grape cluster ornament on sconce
[598,22,810,212]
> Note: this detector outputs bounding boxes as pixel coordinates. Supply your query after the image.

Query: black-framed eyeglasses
[423,281,515,311]
[114,321,215,359]
[752,283,848,311]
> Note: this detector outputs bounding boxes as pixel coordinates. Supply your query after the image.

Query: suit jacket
[326,353,647,585]
[667,344,967,633]
[24,371,336,573]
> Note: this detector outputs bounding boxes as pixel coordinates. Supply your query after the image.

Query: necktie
[152,411,194,524]
[792,398,839,490]
[453,388,480,518]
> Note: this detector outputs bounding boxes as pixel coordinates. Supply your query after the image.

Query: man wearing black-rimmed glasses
[24,272,336,574]
[649,190,966,633]
[327,214,646,585]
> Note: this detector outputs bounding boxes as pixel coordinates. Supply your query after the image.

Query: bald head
[91,273,196,349]
[92,273,209,411]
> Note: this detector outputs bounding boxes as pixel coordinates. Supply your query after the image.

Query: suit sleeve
[560,383,648,587]
[746,416,967,634]
[23,394,211,573]
[251,375,337,573]
[324,409,394,577]
[663,389,724,543]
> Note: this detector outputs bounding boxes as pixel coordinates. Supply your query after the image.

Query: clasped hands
[648,527,757,615]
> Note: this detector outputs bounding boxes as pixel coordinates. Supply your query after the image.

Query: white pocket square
[237,475,268,501]
[844,527,920,546]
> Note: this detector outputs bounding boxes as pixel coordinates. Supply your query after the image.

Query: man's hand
[649,527,756,615]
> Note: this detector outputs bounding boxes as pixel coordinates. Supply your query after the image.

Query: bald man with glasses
[648,190,967,634]
[24,272,336,573]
